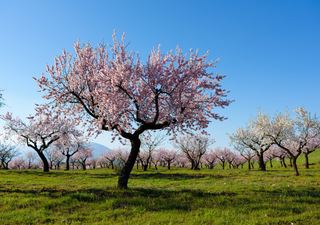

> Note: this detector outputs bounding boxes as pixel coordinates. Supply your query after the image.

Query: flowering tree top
[33,30,232,140]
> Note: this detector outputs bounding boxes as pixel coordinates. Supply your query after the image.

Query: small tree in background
[0,142,19,169]
[1,108,75,172]
[255,107,320,176]
[174,133,215,170]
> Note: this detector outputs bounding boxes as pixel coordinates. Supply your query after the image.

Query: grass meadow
[0,150,320,225]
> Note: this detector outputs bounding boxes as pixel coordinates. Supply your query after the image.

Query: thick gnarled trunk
[118,138,141,189]
[258,153,266,171]
[38,151,49,172]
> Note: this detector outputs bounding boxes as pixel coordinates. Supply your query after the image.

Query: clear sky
[0,0,319,151]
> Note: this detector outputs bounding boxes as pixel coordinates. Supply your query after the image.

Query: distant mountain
[89,142,112,158]
[15,142,112,159]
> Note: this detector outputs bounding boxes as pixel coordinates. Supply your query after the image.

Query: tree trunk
[269,159,273,168]
[118,138,141,189]
[167,161,171,170]
[258,153,266,171]
[248,159,251,170]
[81,162,86,170]
[304,153,309,169]
[143,165,148,171]
[38,151,49,172]
[66,155,70,171]
[282,158,287,168]
[292,157,299,176]
[289,158,293,167]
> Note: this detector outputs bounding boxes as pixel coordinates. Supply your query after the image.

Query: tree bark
[292,157,299,176]
[282,158,287,168]
[38,151,49,172]
[258,153,266,171]
[304,153,309,169]
[118,138,141,189]
[269,159,273,168]
[143,165,148,171]
[65,155,71,170]
[248,159,251,170]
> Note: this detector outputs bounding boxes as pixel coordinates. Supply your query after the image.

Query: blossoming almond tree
[53,128,88,170]
[255,107,320,176]
[1,109,74,172]
[33,31,232,188]
[228,109,274,171]
[303,136,320,169]
[174,133,215,170]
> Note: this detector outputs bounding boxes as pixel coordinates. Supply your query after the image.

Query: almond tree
[138,133,165,171]
[101,150,117,169]
[74,144,93,170]
[215,147,231,169]
[0,142,19,169]
[25,150,38,169]
[158,148,177,170]
[303,136,320,169]
[174,133,215,170]
[33,31,232,188]
[228,110,274,171]
[269,145,288,168]
[1,110,72,172]
[203,149,217,169]
[53,128,88,171]
[255,107,320,176]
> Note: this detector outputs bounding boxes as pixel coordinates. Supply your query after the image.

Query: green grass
[1,152,320,225]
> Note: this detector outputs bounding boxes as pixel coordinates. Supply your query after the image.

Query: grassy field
[0,151,320,225]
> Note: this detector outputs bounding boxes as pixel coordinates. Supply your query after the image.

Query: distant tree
[303,136,320,169]
[75,145,93,170]
[54,128,88,170]
[1,108,75,172]
[255,107,320,175]
[214,147,231,169]
[157,148,177,170]
[25,150,38,169]
[174,133,215,170]
[9,157,26,169]
[203,149,217,169]
[101,150,117,169]
[0,142,19,169]
[228,109,274,171]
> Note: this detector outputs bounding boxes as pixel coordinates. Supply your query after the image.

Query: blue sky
[0,0,319,151]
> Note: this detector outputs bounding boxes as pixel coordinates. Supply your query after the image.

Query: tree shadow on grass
[1,169,118,179]
[129,172,225,180]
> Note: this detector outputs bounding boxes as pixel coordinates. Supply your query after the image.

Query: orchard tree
[214,147,231,169]
[138,133,165,171]
[158,148,177,170]
[255,107,320,176]
[228,110,274,171]
[25,150,38,169]
[53,128,88,171]
[1,109,74,172]
[0,142,19,169]
[74,144,93,170]
[101,149,117,169]
[174,133,215,170]
[33,31,232,188]
[203,149,217,169]
[303,136,320,169]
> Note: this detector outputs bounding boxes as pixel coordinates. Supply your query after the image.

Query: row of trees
[228,107,320,175]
